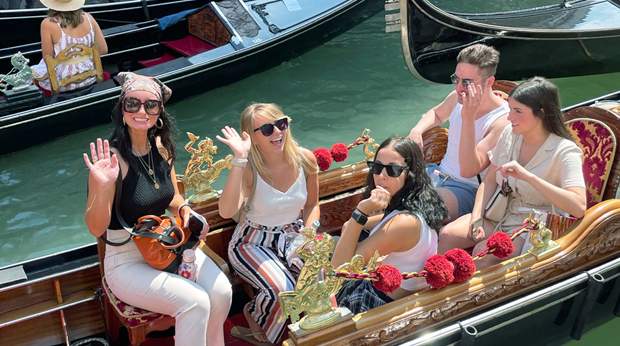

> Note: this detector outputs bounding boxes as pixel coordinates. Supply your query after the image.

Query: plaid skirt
[336,279,394,314]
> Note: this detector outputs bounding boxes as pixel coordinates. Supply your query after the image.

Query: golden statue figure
[358,128,379,161]
[182,132,233,203]
[278,227,344,330]
[527,210,561,259]
[278,226,387,330]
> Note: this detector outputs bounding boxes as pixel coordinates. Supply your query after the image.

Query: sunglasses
[450,73,488,89]
[500,179,513,196]
[253,117,289,136]
[122,97,162,115]
[367,161,409,178]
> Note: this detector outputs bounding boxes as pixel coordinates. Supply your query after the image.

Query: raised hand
[216,126,251,159]
[408,128,424,150]
[461,83,483,120]
[496,160,531,182]
[357,186,391,215]
[83,138,119,188]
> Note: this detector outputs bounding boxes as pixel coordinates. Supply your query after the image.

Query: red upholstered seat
[101,277,171,327]
[566,118,617,209]
[162,35,216,57]
[138,53,177,68]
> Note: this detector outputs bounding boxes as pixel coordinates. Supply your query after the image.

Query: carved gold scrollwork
[181,132,232,203]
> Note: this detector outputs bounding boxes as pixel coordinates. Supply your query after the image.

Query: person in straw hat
[31,0,108,93]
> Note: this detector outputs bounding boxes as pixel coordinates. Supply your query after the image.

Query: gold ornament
[182,133,232,203]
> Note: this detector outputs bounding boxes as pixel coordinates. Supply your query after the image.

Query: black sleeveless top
[108,141,175,229]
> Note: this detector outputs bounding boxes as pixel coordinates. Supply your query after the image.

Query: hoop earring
[155,118,164,129]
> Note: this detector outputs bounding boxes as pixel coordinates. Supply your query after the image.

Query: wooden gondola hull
[0,0,383,156]
[399,0,620,84]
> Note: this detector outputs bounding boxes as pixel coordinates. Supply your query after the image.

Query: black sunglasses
[367,161,409,178]
[450,73,488,89]
[122,97,162,115]
[253,117,289,136]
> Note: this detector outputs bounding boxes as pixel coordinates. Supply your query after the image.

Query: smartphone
[471,218,484,239]
[187,210,207,236]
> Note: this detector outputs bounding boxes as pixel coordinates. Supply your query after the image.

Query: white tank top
[245,167,307,227]
[368,210,438,291]
[439,102,509,186]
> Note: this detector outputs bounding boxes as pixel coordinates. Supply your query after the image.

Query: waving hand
[216,126,252,159]
[83,138,119,187]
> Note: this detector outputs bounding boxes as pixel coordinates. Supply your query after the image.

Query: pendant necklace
[136,145,159,189]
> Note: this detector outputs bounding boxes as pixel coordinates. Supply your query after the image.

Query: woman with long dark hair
[83,72,232,346]
[438,77,587,269]
[332,136,448,313]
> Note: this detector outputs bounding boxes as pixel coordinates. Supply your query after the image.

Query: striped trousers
[228,219,303,343]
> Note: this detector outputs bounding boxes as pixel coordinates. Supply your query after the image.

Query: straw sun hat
[40,0,85,11]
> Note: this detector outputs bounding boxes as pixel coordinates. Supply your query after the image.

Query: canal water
[0,2,619,343]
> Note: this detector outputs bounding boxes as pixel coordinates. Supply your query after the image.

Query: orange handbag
[131,215,199,272]
[101,170,200,272]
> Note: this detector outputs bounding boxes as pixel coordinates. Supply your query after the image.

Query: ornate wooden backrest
[564,106,620,200]
[188,6,231,46]
[43,42,103,95]
[566,118,617,208]
[422,127,448,164]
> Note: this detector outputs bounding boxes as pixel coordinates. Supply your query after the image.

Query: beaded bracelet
[232,157,248,167]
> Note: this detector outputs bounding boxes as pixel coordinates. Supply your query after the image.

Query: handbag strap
[236,154,257,224]
[100,168,133,247]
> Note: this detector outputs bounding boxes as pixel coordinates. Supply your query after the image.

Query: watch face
[352,211,368,225]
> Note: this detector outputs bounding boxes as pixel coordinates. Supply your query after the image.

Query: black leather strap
[100,169,132,247]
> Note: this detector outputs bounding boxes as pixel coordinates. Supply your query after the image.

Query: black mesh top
[108,143,175,230]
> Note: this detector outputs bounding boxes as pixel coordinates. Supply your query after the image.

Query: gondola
[0,0,205,48]
[0,0,383,157]
[385,0,620,84]
[1,82,619,346]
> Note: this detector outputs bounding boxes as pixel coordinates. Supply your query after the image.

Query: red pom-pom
[423,254,454,289]
[445,248,476,282]
[330,143,349,163]
[313,148,332,171]
[372,265,402,294]
[486,232,515,259]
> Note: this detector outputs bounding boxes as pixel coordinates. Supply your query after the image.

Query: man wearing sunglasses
[408,44,510,223]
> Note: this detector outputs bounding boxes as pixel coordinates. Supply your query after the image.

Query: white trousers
[104,229,232,346]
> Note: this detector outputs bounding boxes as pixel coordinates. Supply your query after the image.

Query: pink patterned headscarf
[118,72,172,104]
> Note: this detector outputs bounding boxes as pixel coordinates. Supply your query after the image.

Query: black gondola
[0,0,205,48]
[0,0,383,156]
[389,0,620,84]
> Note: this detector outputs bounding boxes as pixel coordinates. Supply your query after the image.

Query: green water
[0,4,619,344]
[3,8,618,268]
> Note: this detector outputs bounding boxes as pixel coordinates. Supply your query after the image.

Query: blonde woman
[218,103,320,345]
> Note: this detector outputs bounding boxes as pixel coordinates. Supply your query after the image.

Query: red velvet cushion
[566,118,616,209]
[138,53,177,68]
[162,35,215,57]
[101,277,169,327]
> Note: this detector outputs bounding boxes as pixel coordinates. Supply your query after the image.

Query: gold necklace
[136,147,159,189]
